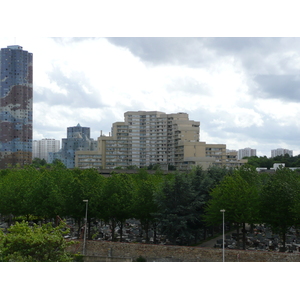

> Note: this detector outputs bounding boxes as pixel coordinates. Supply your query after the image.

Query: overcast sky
[1,37,300,157]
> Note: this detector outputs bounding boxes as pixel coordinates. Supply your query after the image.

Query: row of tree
[0,165,230,245]
[246,154,300,169]
[205,165,300,249]
[2,163,300,249]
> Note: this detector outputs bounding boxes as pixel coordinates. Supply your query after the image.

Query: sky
[1,36,300,157]
[1,0,297,295]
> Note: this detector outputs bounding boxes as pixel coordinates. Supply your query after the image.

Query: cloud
[166,76,211,96]
[252,75,300,102]
[4,37,300,156]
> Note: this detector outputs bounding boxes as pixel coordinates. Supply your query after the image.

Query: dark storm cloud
[252,75,300,102]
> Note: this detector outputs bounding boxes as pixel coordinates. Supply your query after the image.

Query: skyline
[1,37,300,157]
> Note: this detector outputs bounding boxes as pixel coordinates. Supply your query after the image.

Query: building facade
[238,148,257,160]
[0,45,33,168]
[32,139,60,162]
[271,148,293,158]
[76,111,247,170]
[49,124,97,168]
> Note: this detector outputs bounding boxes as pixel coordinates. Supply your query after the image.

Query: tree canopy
[0,221,74,262]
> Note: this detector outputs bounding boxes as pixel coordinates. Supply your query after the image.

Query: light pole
[220,209,225,262]
[83,200,88,255]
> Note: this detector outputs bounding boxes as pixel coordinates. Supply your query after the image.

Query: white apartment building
[75,111,247,170]
[32,139,60,162]
[238,148,257,160]
[271,148,293,158]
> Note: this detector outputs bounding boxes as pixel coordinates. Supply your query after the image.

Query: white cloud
[3,37,300,156]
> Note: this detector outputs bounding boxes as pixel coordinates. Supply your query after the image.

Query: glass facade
[0,45,33,168]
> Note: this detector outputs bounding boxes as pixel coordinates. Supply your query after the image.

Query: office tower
[49,124,97,168]
[32,139,60,162]
[271,148,293,158]
[238,148,257,160]
[0,45,33,168]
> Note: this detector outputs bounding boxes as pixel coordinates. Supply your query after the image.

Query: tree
[132,172,159,242]
[188,166,215,241]
[0,166,40,222]
[204,165,261,249]
[31,157,49,168]
[259,167,300,249]
[154,172,202,245]
[101,173,135,241]
[0,221,74,262]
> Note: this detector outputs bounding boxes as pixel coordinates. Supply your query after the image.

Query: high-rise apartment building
[0,45,33,168]
[76,111,247,170]
[238,148,257,160]
[271,148,293,158]
[32,139,60,162]
[49,124,97,168]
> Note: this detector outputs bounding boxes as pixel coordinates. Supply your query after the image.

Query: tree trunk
[120,221,123,242]
[153,223,157,244]
[242,222,246,250]
[111,219,116,241]
[145,221,149,243]
[282,231,286,249]
[77,219,82,238]
[236,223,240,249]
[88,219,92,240]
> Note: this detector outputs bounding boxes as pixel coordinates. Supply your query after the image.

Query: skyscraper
[0,45,33,168]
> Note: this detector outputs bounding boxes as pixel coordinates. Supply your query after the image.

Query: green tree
[31,157,49,168]
[154,172,202,245]
[259,167,300,249]
[132,173,159,242]
[204,165,261,249]
[0,166,39,222]
[101,173,135,241]
[0,221,74,262]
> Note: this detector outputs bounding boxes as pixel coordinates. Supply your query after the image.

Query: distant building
[0,45,33,168]
[49,124,97,168]
[75,111,247,170]
[32,139,60,162]
[238,148,257,160]
[271,148,293,158]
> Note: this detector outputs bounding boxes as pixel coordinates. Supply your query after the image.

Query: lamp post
[220,209,225,262]
[83,200,88,255]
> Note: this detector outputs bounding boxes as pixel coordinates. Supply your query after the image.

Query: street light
[83,200,88,255]
[220,209,225,262]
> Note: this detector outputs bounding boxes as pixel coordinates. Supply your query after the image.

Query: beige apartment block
[75,111,247,170]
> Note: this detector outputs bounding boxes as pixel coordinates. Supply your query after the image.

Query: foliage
[204,165,261,249]
[259,167,300,247]
[101,173,136,241]
[0,221,74,262]
[246,154,300,169]
[154,172,203,245]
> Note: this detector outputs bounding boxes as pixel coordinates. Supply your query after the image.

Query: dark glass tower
[0,45,33,168]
